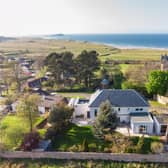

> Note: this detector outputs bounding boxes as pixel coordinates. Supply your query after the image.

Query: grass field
[58,92,91,98]
[0,38,166,61]
[0,159,168,168]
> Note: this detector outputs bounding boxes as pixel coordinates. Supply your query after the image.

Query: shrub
[136,136,145,153]
[104,134,113,142]
[20,131,40,151]
[151,142,164,154]
[45,127,57,139]
[81,139,89,152]
[104,147,111,153]
[68,145,79,152]
[88,143,97,152]
[124,147,136,153]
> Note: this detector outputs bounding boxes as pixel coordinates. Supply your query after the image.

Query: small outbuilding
[153,114,168,135]
[130,112,154,134]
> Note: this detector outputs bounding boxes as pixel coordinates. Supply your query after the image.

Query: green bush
[88,143,97,152]
[124,147,136,153]
[151,142,164,154]
[104,147,111,153]
[136,136,145,153]
[68,145,79,152]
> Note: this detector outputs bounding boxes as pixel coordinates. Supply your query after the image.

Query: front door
[87,111,90,118]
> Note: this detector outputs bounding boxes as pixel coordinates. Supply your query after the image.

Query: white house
[70,89,154,134]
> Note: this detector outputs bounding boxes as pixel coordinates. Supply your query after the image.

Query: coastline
[44,36,168,51]
[96,42,168,51]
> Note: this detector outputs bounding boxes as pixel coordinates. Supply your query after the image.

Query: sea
[46,34,168,50]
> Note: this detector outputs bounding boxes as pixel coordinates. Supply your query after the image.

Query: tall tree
[146,70,168,96]
[93,100,118,137]
[48,103,73,132]
[44,52,74,84]
[75,50,100,87]
[16,94,41,132]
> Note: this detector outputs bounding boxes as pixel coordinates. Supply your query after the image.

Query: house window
[161,125,167,134]
[94,109,97,117]
[87,111,90,118]
[140,108,143,111]
[139,125,147,133]
[136,108,139,111]
[118,108,120,111]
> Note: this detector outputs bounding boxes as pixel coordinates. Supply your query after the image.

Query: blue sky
[0,0,168,36]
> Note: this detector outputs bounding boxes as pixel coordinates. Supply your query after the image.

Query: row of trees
[44,50,100,88]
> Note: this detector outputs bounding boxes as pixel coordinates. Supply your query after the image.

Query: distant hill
[50,33,64,36]
[0,36,16,42]
[46,34,64,38]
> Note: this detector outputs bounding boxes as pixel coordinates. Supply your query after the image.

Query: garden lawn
[52,124,110,151]
[0,115,27,130]
[1,115,44,130]
[0,115,45,149]
[149,100,168,108]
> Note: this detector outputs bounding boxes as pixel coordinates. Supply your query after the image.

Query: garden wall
[157,95,168,105]
[1,151,168,163]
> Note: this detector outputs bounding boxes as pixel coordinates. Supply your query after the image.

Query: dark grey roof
[89,89,149,107]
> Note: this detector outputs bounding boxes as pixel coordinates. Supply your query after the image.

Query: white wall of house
[89,106,149,122]
[74,104,89,118]
[89,107,99,119]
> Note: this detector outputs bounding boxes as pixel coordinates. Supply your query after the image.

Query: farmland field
[0,38,166,61]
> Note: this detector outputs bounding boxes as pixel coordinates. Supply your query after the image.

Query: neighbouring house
[38,95,68,114]
[161,54,168,71]
[69,89,154,134]
[32,88,50,96]
[153,114,168,135]
[101,78,109,89]
[27,77,48,89]
[12,94,68,114]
